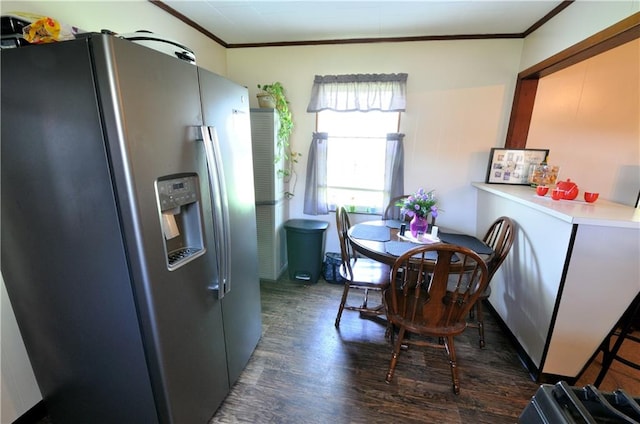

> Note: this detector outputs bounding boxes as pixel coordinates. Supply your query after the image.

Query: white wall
[0,1,228,75]
[227,39,524,252]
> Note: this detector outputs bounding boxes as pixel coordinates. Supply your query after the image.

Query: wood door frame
[505,13,640,149]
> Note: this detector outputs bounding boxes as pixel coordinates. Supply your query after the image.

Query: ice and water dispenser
[156,174,205,270]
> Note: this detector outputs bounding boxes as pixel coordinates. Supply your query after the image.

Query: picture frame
[485,148,549,185]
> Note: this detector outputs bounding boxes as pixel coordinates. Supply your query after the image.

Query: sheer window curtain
[383,133,405,214]
[303,132,329,215]
[304,74,407,215]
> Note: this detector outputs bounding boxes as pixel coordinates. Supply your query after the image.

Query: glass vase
[409,215,428,238]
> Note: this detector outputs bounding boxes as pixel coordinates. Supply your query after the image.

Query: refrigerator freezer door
[1,38,158,423]
[198,68,263,385]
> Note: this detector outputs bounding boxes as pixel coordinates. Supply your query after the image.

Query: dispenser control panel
[157,176,198,211]
[155,173,205,270]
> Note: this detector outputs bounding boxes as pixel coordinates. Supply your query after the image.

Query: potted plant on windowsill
[257,82,300,198]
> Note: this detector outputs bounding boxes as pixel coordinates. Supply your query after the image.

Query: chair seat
[339,258,390,288]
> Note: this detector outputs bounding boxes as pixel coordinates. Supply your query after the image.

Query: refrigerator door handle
[199,125,232,299]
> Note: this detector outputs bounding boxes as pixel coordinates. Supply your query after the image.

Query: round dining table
[347,219,495,266]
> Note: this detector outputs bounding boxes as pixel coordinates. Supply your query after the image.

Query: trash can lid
[284,219,329,232]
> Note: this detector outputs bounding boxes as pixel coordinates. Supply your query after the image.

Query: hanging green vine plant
[257,82,300,198]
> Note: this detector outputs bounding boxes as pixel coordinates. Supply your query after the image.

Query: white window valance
[306,73,408,112]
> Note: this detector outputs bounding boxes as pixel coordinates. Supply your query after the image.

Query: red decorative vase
[409,215,428,238]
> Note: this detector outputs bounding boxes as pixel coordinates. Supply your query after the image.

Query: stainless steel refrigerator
[1,33,262,423]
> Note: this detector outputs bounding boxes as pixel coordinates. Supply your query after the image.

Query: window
[303,73,407,216]
[317,110,400,213]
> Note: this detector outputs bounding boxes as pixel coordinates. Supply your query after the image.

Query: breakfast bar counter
[473,183,640,228]
[472,182,640,383]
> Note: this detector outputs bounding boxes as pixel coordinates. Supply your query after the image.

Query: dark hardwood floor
[34,275,640,423]
[210,277,542,423]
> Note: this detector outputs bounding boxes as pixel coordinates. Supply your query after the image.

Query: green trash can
[284,219,329,283]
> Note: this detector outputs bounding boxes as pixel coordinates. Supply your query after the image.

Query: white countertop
[472,182,640,229]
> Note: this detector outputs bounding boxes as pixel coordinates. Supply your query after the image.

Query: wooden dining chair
[469,216,515,348]
[334,206,391,327]
[383,195,437,226]
[384,244,489,394]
